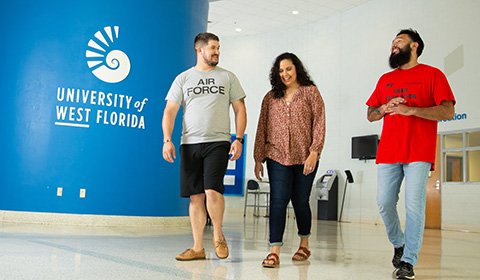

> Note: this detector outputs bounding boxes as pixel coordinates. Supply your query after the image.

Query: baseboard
[441,223,480,233]
[0,210,190,228]
[340,215,480,233]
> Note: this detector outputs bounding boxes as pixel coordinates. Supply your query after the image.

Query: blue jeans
[266,158,318,246]
[377,162,431,266]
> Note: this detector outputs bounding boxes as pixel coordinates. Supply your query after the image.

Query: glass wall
[442,129,480,183]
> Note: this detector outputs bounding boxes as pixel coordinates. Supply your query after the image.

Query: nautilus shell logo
[86,26,130,83]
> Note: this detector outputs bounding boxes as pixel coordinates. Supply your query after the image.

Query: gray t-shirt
[166,66,246,144]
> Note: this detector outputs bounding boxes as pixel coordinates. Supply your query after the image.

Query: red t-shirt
[366,64,456,169]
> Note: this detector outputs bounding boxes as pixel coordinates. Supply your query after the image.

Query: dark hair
[269,52,315,98]
[194,32,219,51]
[397,29,424,57]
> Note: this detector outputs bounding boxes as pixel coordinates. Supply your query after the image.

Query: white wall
[220,0,480,228]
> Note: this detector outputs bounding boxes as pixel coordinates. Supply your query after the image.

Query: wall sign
[224,134,246,196]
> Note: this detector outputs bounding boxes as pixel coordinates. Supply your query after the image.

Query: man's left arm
[385,100,455,121]
[229,98,247,161]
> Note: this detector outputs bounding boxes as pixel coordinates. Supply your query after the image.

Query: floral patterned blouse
[254,85,326,166]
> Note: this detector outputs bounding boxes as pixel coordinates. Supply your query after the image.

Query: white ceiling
[207,0,371,37]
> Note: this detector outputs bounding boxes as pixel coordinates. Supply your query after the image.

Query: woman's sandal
[292,246,311,261]
[262,253,280,268]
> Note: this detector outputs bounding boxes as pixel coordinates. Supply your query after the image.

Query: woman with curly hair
[254,52,326,268]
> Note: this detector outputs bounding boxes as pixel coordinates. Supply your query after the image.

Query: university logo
[85,26,131,83]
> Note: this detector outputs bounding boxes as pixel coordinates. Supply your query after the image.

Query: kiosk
[316,170,338,220]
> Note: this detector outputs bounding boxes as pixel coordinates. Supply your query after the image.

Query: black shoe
[392,245,404,268]
[395,261,415,279]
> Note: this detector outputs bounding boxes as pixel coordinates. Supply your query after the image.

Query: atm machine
[316,170,338,220]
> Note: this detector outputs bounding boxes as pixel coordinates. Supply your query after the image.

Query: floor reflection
[0,210,479,279]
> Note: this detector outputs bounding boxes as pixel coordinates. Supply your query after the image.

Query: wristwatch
[235,137,244,144]
[163,139,171,144]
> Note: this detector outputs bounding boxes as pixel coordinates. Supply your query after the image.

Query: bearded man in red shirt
[366,29,456,279]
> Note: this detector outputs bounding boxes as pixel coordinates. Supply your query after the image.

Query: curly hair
[269,52,316,99]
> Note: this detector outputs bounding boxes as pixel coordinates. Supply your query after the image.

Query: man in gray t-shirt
[166,66,246,144]
[162,32,246,261]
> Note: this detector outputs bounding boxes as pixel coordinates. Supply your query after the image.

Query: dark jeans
[266,158,318,246]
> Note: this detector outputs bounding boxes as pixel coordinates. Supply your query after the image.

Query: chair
[243,179,270,217]
[339,170,354,222]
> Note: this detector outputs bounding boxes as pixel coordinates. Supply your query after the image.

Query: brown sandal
[292,246,311,261]
[262,253,280,268]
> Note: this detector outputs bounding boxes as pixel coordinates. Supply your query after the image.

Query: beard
[202,53,219,67]
[389,44,412,69]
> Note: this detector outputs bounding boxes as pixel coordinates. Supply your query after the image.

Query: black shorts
[179,141,230,197]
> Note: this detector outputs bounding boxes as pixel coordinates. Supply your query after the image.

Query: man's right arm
[367,105,386,122]
[162,100,181,162]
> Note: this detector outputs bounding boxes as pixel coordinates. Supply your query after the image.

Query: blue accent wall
[0,0,208,216]
[224,134,246,196]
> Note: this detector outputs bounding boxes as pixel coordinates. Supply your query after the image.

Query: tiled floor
[0,210,479,279]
